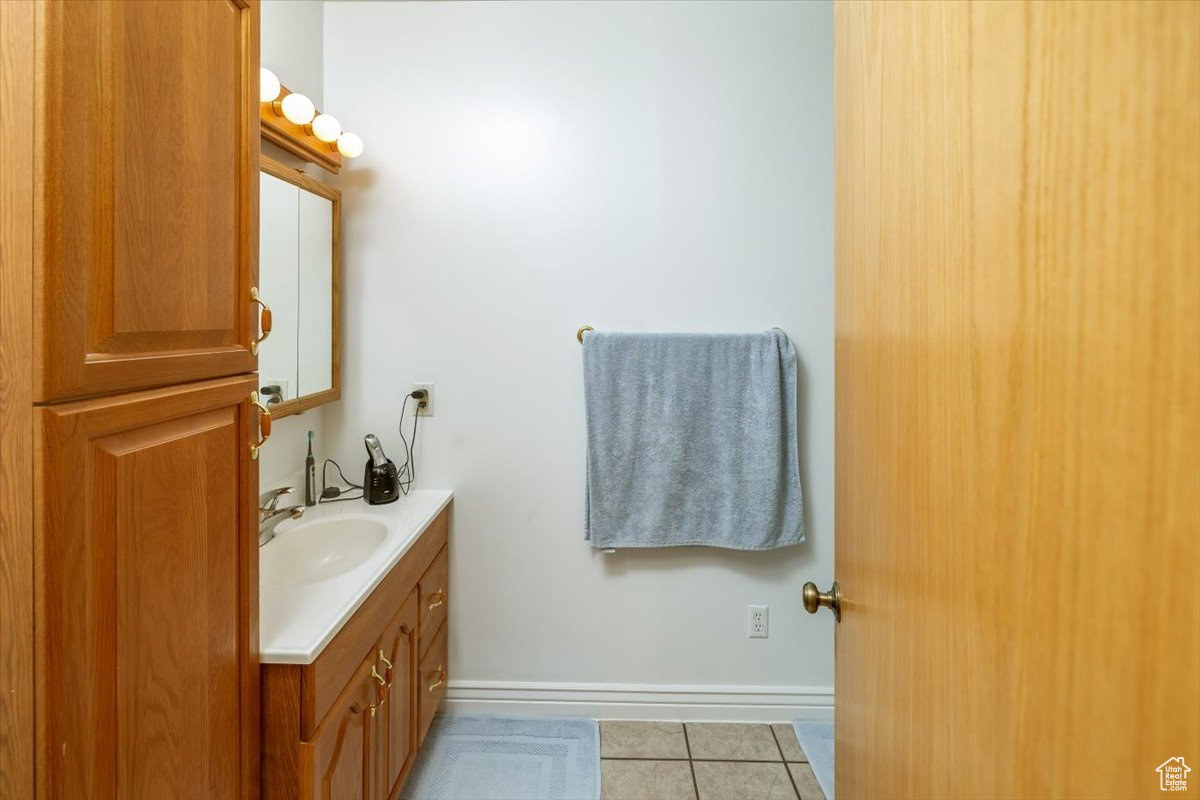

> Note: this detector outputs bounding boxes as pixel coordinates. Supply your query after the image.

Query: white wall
[323,0,834,719]
[261,0,323,108]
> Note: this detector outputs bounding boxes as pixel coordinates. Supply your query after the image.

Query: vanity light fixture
[336,132,364,159]
[260,67,281,103]
[260,67,363,171]
[311,113,342,143]
[281,92,316,125]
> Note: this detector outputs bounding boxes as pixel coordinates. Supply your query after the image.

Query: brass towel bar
[578,325,787,345]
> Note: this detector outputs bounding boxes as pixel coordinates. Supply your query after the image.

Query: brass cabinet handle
[250,391,271,460]
[378,649,393,684]
[370,696,386,718]
[427,665,446,693]
[370,665,386,687]
[428,589,447,611]
[250,287,272,355]
[802,581,841,623]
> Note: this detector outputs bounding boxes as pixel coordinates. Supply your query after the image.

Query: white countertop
[259,489,453,664]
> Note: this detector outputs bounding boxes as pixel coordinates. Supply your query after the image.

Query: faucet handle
[259,486,294,512]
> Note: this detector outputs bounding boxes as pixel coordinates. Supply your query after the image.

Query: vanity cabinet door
[378,591,419,799]
[302,651,380,800]
[35,375,259,799]
[33,0,260,403]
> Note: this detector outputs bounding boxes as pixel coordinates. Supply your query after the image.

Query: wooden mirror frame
[259,155,341,419]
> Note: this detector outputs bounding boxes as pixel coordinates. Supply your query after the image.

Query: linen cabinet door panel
[380,591,419,799]
[35,0,259,402]
[35,375,259,799]
[301,652,379,800]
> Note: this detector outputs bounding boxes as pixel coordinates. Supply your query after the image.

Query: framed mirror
[258,156,341,417]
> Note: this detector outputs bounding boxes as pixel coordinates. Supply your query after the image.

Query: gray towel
[583,330,804,550]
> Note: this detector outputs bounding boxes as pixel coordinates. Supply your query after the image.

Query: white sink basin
[260,515,388,587]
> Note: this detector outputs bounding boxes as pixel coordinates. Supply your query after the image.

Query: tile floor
[599,722,825,800]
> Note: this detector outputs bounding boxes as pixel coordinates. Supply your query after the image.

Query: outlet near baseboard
[748,605,769,638]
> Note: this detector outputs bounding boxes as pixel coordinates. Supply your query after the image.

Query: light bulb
[311,114,342,143]
[337,132,364,159]
[259,68,281,103]
[281,93,316,125]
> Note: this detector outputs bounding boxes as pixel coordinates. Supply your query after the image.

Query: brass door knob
[802,581,841,622]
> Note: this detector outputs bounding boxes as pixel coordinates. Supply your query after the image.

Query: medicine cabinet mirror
[258,156,341,417]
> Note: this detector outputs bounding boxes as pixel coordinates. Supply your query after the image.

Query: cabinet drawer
[418,547,448,658]
[418,623,448,748]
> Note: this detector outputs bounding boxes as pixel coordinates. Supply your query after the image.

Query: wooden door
[35,375,260,799]
[834,2,1200,798]
[34,0,260,402]
[379,592,418,799]
[302,652,379,800]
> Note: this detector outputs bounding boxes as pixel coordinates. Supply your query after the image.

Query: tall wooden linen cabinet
[1,1,264,797]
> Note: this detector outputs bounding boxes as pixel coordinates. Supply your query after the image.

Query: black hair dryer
[363,433,400,505]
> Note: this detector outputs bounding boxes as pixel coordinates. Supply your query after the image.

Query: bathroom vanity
[259,491,452,799]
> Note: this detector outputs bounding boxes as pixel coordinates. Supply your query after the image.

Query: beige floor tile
[771,723,808,762]
[685,723,781,761]
[600,721,690,759]
[600,760,697,800]
[787,763,825,800]
[692,761,797,800]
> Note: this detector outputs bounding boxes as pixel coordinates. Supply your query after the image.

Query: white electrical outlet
[412,383,434,416]
[748,605,769,638]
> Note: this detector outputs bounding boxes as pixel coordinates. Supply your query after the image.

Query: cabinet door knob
[428,589,447,611]
[427,665,446,693]
[250,287,272,355]
[250,391,271,460]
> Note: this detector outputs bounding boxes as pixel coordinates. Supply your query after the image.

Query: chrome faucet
[259,486,304,546]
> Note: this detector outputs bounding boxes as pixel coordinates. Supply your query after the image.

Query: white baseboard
[442,681,834,722]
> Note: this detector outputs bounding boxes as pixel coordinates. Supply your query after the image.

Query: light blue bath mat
[793,721,834,800]
[402,714,600,800]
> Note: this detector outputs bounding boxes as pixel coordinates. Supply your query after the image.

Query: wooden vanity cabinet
[263,508,450,800]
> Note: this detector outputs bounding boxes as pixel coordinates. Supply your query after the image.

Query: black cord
[396,393,412,483]
[396,391,422,496]
[318,457,364,503]
[320,491,364,504]
[400,413,420,495]
[323,458,362,490]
